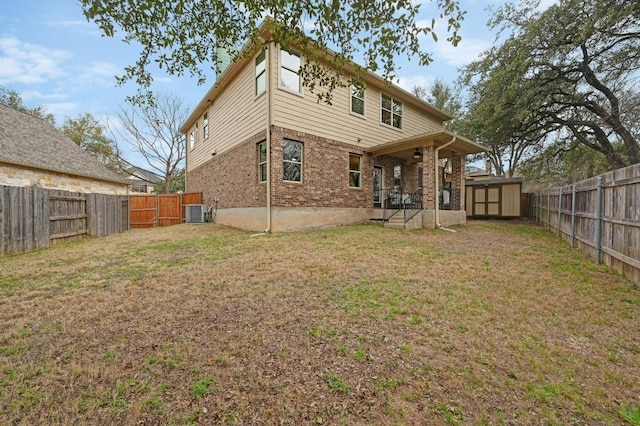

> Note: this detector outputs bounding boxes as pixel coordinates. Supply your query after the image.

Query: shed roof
[0,104,126,185]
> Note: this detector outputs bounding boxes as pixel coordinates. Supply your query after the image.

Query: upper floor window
[255,49,266,96]
[194,122,199,144]
[381,94,402,129]
[189,130,195,150]
[203,112,209,139]
[349,154,362,188]
[350,86,365,116]
[283,139,302,182]
[280,49,301,94]
[258,141,267,183]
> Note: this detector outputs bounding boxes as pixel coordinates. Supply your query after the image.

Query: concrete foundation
[421,210,466,229]
[213,206,373,232]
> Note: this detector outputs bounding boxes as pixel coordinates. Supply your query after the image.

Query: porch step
[383,212,422,231]
[384,213,406,230]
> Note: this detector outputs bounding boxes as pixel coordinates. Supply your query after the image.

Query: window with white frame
[189,130,195,150]
[280,49,301,93]
[255,49,266,96]
[350,85,365,116]
[194,122,199,146]
[203,112,208,139]
[349,154,362,187]
[258,141,267,183]
[282,139,302,182]
[381,93,402,129]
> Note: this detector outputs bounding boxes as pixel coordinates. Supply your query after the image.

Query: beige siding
[187,54,267,171]
[271,50,442,148]
[502,184,521,216]
[466,186,473,216]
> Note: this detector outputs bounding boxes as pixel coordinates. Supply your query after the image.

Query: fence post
[571,184,576,247]
[595,176,603,264]
[547,192,551,230]
[557,188,562,237]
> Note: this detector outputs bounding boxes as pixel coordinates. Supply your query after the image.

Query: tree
[60,113,124,172]
[115,92,188,193]
[461,0,640,175]
[154,168,185,194]
[0,85,56,125]
[411,79,463,131]
[79,1,465,104]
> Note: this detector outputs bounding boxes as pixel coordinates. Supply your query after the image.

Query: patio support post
[421,145,437,211]
[451,154,465,211]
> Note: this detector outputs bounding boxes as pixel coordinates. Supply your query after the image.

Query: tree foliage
[460,0,640,176]
[60,113,123,172]
[79,0,465,104]
[412,79,463,132]
[0,85,56,125]
[115,92,188,193]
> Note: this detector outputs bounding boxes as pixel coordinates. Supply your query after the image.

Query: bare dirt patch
[1,221,639,425]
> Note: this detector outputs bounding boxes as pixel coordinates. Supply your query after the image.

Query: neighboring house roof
[0,104,126,184]
[181,19,452,132]
[126,166,162,184]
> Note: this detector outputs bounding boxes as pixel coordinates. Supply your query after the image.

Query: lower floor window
[258,141,267,183]
[349,154,361,187]
[283,139,302,182]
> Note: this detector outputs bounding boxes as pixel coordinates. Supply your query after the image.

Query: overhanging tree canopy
[79,0,465,103]
[461,0,640,174]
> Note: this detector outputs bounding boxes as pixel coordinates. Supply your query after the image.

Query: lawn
[0,221,639,425]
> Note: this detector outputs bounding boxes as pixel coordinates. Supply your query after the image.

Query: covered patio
[366,130,487,229]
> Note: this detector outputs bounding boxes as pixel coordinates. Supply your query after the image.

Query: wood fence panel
[181,192,203,222]
[157,194,181,226]
[49,190,87,245]
[130,195,157,228]
[535,163,640,283]
[129,192,202,228]
[121,198,130,231]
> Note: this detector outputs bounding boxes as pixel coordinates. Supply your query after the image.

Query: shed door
[472,185,502,217]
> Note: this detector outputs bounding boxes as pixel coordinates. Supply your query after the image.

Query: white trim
[349,85,366,118]
[255,49,266,97]
[278,47,304,97]
[380,92,403,131]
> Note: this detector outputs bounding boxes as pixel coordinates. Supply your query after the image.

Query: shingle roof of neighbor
[0,104,126,184]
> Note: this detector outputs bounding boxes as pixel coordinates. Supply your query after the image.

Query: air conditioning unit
[185,204,207,223]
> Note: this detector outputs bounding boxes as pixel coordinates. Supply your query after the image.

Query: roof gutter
[435,136,456,231]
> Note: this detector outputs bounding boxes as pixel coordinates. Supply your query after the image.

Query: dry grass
[1,220,639,425]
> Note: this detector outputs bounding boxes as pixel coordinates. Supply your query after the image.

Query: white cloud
[20,90,68,102]
[76,60,120,87]
[43,101,80,120]
[396,75,434,93]
[435,36,491,67]
[0,36,70,85]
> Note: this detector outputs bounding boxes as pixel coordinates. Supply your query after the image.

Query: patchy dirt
[0,221,638,425]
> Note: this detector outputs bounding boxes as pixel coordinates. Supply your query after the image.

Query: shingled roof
[0,104,126,184]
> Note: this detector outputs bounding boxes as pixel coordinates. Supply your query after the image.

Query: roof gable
[0,104,126,184]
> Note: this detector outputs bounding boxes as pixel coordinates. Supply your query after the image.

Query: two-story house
[181,22,485,232]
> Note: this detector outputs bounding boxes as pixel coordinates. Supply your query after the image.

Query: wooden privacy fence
[0,185,129,256]
[129,192,202,228]
[533,163,640,283]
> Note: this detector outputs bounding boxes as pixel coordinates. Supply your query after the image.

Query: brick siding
[187,130,267,208]
[186,126,424,210]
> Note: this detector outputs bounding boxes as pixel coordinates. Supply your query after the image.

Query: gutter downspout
[434,136,456,231]
[265,44,272,233]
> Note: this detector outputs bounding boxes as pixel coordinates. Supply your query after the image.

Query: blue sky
[0,1,554,166]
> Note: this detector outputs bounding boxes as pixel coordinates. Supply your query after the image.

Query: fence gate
[129,193,202,228]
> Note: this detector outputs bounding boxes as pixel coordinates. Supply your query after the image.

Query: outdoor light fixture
[413,149,422,159]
